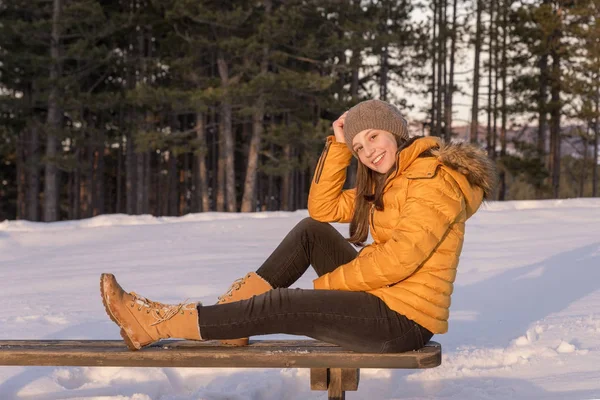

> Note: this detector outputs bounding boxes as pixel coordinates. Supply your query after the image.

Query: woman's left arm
[314,175,464,291]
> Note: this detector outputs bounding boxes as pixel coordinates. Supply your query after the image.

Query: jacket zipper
[370,203,376,234]
[314,140,331,184]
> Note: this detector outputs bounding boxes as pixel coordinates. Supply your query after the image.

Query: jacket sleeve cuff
[327,135,353,156]
[313,274,330,290]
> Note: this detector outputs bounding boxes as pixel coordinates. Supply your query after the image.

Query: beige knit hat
[344,99,409,150]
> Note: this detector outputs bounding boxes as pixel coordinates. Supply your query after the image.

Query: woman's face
[351,129,398,174]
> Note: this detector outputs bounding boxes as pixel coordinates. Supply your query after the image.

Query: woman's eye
[370,134,377,141]
[356,147,362,152]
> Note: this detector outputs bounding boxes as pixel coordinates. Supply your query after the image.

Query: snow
[1,198,600,399]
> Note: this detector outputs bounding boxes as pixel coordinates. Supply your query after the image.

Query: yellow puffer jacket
[308,136,496,334]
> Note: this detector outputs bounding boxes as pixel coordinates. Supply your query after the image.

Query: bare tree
[431,0,438,134]
[498,0,510,200]
[470,0,483,143]
[241,0,271,213]
[444,0,458,140]
[217,53,236,212]
[435,0,446,137]
[548,5,563,198]
[486,0,495,156]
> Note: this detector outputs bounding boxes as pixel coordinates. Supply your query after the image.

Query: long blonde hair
[348,136,420,246]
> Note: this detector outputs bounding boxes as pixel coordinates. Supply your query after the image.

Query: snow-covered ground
[1,198,600,400]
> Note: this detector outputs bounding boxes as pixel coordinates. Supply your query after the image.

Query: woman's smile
[372,152,386,166]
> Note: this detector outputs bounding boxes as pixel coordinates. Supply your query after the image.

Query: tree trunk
[136,146,145,215]
[492,3,500,159]
[498,0,509,201]
[126,131,136,214]
[431,0,438,134]
[27,124,40,221]
[549,23,562,198]
[444,0,458,141]
[168,151,178,216]
[83,141,94,218]
[144,151,151,213]
[538,52,549,157]
[580,126,588,197]
[179,154,188,215]
[67,169,73,220]
[267,139,275,210]
[96,145,105,216]
[93,121,106,216]
[536,51,549,199]
[486,0,495,156]
[281,143,291,211]
[44,0,62,222]
[537,0,551,178]
[594,84,599,197]
[217,54,236,212]
[73,148,81,219]
[380,45,389,101]
[116,135,123,213]
[241,6,270,212]
[156,153,163,216]
[440,0,448,140]
[434,0,445,137]
[347,53,359,187]
[16,130,27,219]
[350,48,360,102]
[241,103,264,212]
[470,0,483,143]
[195,113,210,212]
[216,123,226,212]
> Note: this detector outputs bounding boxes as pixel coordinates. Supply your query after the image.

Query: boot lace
[217,274,249,302]
[130,292,190,326]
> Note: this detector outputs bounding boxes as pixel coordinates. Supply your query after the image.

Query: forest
[0,0,598,222]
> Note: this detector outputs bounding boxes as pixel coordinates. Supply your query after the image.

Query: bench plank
[0,340,441,369]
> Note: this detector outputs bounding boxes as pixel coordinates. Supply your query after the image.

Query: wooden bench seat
[0,340,441,399]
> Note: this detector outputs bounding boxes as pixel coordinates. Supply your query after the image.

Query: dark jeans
[197,217,433,353]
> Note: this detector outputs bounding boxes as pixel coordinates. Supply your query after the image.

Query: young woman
[100,99,496,353]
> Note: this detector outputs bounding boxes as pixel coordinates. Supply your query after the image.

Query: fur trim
[431,142,497,199]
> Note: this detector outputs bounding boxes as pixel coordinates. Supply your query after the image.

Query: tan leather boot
[101,273,202,351]
[216,272,272,346]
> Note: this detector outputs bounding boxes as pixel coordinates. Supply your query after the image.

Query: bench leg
[328,368,345,400]
[310,368,360,400]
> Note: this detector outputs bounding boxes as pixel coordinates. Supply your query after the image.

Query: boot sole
[100,273,141,351]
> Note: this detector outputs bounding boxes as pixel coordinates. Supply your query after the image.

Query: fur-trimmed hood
[396,137,497,216]
[431,141,497,199]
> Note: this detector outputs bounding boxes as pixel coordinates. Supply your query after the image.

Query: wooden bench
[0,339,441,400]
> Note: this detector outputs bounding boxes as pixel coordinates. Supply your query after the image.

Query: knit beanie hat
[344,99,409,150]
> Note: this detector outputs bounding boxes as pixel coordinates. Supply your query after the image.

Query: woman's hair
[348,135,421,246]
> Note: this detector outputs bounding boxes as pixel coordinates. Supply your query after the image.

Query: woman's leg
[256,217,358,288]
[198,288,433,353]
[216,217,356,346]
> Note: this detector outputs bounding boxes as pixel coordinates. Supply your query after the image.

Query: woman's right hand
[332,111,348,143]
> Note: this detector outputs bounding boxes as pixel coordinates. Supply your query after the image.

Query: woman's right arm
[308,112,355,223]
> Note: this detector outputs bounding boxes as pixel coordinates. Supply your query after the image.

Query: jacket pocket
[313,140,331,184]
